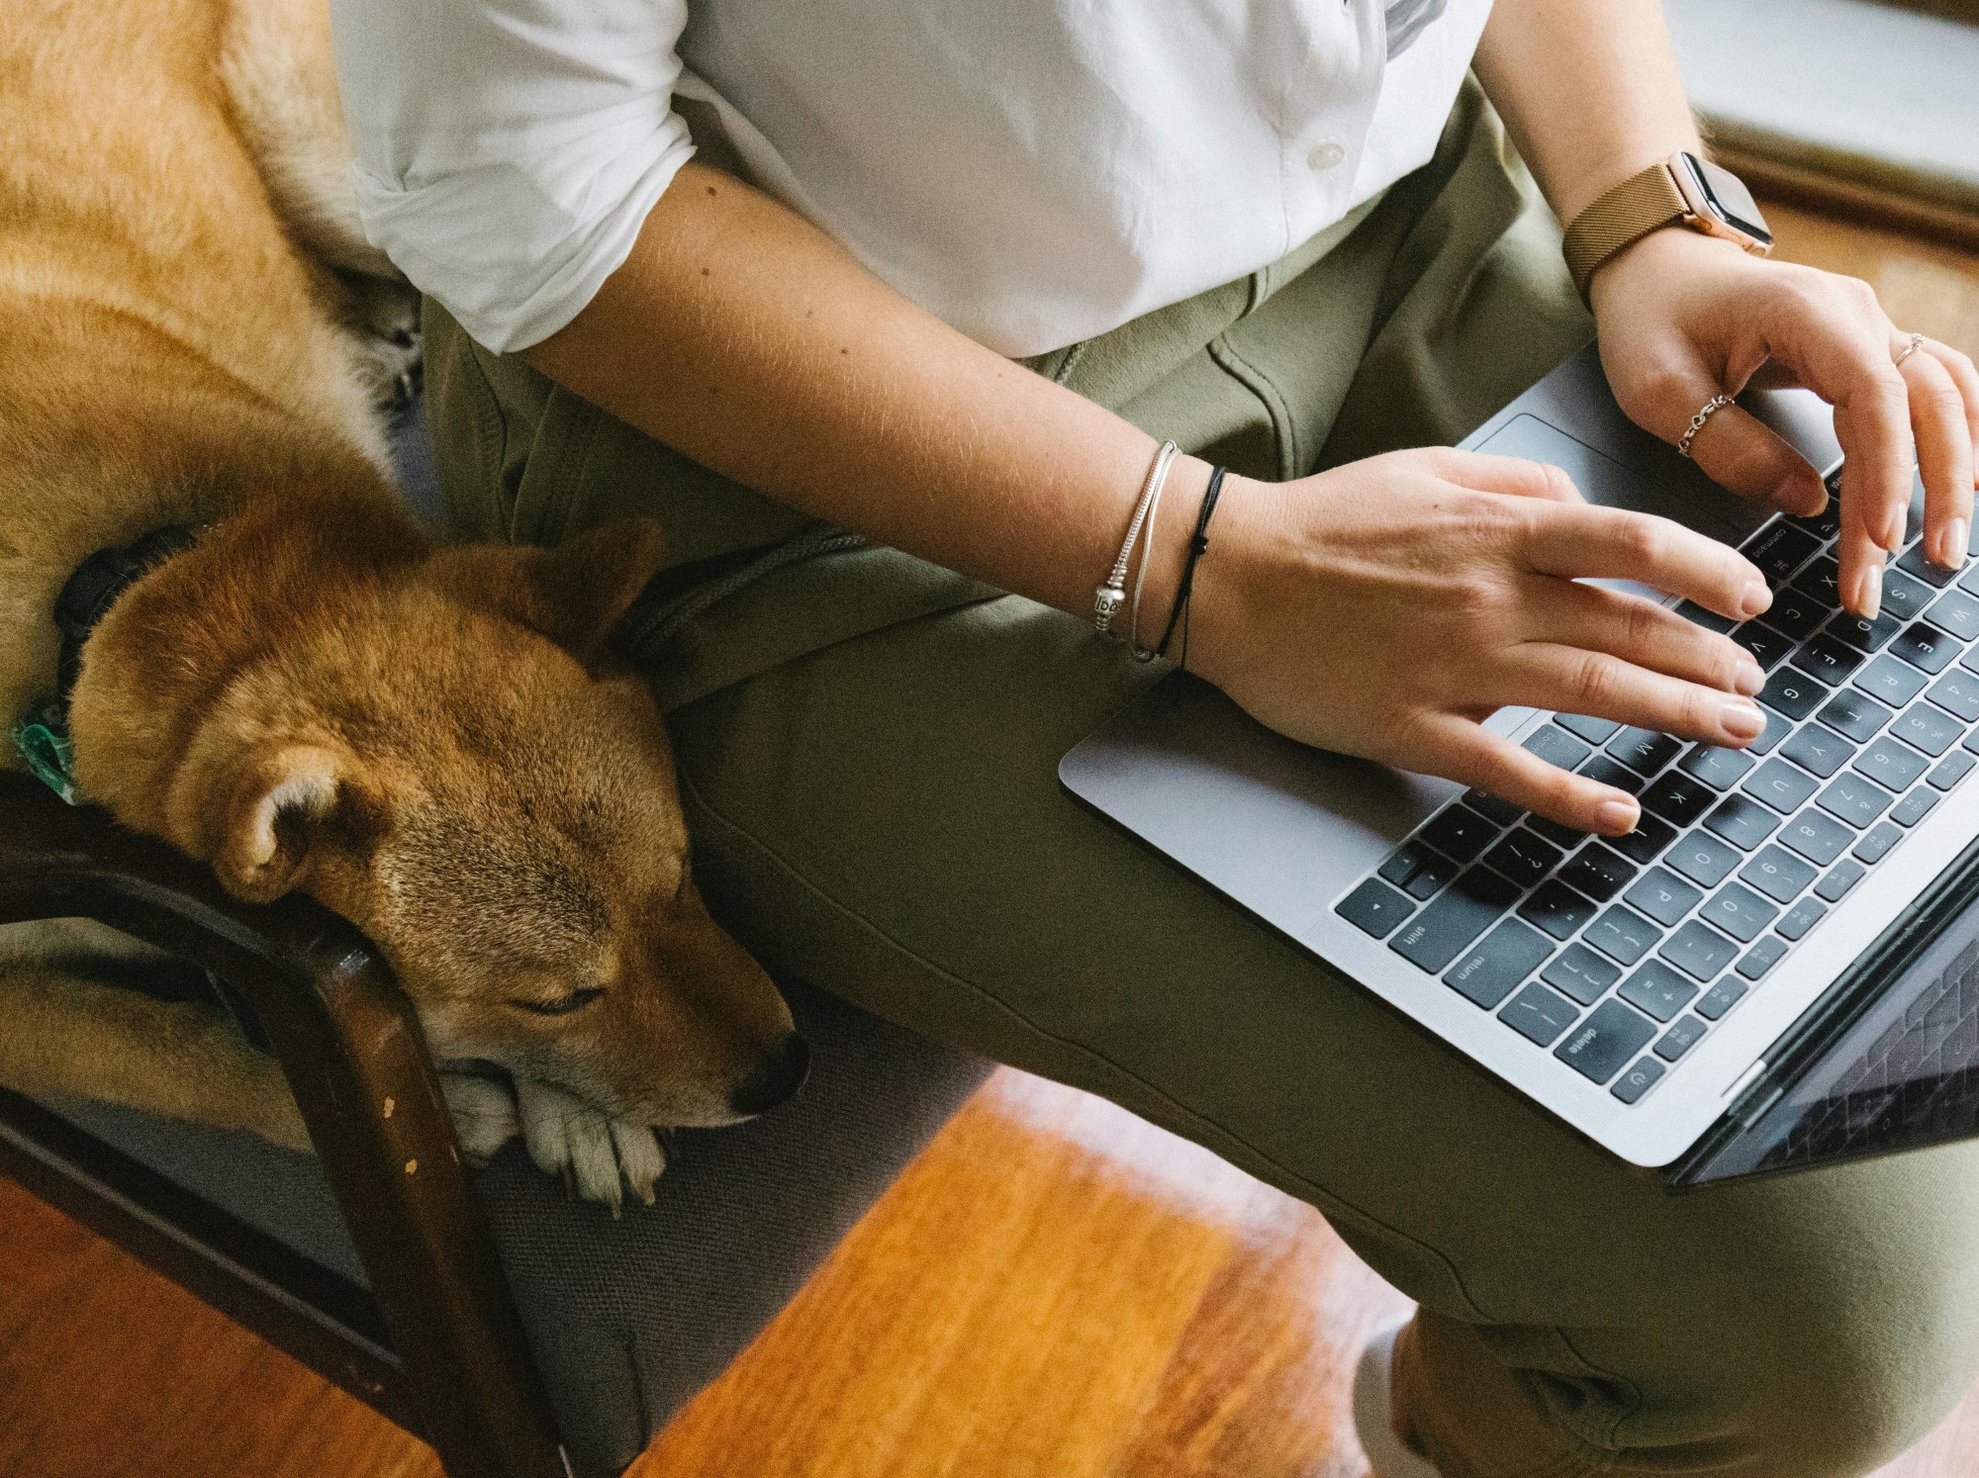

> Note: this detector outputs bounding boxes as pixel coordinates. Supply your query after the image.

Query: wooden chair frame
[0,771,572,1478]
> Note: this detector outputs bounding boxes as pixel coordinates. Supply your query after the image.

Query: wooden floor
[4,201,1979,1478]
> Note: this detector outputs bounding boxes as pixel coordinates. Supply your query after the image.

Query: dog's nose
[730,1033,810,1116]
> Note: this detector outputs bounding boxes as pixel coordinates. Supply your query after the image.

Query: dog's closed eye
[509,987,606,1017]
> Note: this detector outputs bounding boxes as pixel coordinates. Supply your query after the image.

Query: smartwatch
[1562,150,1774,302]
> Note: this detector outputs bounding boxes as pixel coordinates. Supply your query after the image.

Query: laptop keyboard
[1334,470,1979,1107]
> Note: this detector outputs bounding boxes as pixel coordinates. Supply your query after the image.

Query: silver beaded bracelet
[1094,439,1179,638]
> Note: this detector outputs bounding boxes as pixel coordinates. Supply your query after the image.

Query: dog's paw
[440,1073,522,1164]
[514,1079,666,1215]
[343,272,423,411]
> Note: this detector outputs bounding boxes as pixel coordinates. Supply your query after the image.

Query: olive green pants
[424,84,1979,1478]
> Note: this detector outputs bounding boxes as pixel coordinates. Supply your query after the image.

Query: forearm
[524,162,1203,623]
[1472,0,1701,223]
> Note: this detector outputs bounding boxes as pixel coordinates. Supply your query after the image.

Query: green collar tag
[12,700,78,805]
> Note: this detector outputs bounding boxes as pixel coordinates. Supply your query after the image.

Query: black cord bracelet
[1154,465,1227,666]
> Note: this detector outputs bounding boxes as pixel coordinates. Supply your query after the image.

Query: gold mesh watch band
[1561,160,1691,303]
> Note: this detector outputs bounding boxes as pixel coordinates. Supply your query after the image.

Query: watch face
[1679,153,1774,249]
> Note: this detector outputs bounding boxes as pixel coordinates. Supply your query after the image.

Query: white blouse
[328,0,1496,357]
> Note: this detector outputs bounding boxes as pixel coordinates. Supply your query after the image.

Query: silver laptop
[1062,342,1979,1187]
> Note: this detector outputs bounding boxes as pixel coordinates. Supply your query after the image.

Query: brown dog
[0,0,803,1209]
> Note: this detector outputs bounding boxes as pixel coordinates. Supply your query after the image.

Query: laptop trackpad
[1475,415,1752,546]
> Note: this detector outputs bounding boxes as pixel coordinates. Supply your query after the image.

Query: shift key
[1391,867,1522,974]
[1554,1000,1660,1085]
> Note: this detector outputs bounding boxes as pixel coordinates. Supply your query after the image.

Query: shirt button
[1307,139,1347,171]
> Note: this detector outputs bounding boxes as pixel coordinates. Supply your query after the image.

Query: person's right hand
[1185,448,1776,837]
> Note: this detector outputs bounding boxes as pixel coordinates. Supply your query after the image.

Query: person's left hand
[1590,227,1979,619]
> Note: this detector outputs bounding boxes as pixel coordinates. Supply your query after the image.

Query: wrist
[1123,454,1214,653]
[1585,222,1752,321]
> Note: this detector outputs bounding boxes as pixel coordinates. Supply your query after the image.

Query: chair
[0,405,992,1477]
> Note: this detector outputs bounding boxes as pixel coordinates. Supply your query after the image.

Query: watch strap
[1561,159,1690,303]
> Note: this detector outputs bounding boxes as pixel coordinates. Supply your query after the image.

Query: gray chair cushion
[47,978,990,1476]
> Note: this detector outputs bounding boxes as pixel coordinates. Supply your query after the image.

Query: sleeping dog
[0,0,805,1210]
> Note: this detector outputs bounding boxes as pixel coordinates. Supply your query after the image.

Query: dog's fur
[0,0,800,1209]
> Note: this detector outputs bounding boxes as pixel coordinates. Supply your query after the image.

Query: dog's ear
[439,518,667,666]
[212,744,362,904]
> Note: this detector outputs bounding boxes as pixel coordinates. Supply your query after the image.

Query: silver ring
[1677,393,1735,460]
[1894,331,1928,369]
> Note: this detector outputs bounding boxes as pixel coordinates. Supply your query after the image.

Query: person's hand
[1591,228,1979,618]
[1185,449,1773,835]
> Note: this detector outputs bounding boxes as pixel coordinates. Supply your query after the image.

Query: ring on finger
[1894,331,1928,369]
[1677,393,1736,460]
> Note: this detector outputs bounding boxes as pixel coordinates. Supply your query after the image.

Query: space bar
[1389,868,1521,974]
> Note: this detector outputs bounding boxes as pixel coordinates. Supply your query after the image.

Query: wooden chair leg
[0,774,571,1478]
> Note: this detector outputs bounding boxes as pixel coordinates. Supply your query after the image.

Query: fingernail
[1882,507,1906,553]
[1941,519,1969,570]
[1857,561,1883,620]
[1734,656,1765,696]
[1793,472,1829,515]
[1722,699,1766,739]
[1741,579,1772,617]
[1595,797,1639,834]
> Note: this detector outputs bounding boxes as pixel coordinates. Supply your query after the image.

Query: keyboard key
[1402,849,1459,899]
[1612,1057,1667,1104]
[1790,633,1863,685]
[1927,669,1979,723]
[1777,896,1827,941]
[1735,623,1797,672]
[1624,867,1703,926]
[1518,879,1600,940]
[1619,959,1701,1022]
[1379,844,1429,888]
[1338,878,1416,938]
[1655,1015,1710,1062]
[1420,804,1504,863]
[1737,935,1789,979]
[1815,860,1866,902]
[1791,553,1840,606]
[1852,657,1924,711]
[1855,734,1930,792]
[1750,707,1793,755]
[1741,757,1820,814]
[1817,772,1895,828]
[1924,588,1979,642]
[1794,493,1843,541]
[1660,919,1739,981]
[1497,983,1582,1046]
[1525,815,1590,849]
[1461,789,1524,828]
[1606,812,1678,866]
[1524,725,1593,770]
[1606,727,1684,776]
[1899,542,1959,587]
[1761,584,1830,640]
[1739,845,1817,904]
[1826,683,1900,737]
[1743,520,1822,583]
[1777,808,1853,866]
[1676,601,1737,634]
[1757,668,1824,721]
[1636,775,1711,831]
[1891,703,1964,756]
[1696,977,1751,1020]
[1680,743,1758,791]
[1880,569,1936,623]
[1541,943,1622,1005]
[1704,794,1782,851]
[1854,821,1903,864]
[1892,787,1940,827]
[1559,842,1638,902]
[1554,714,1621,746]
[1556,1000,1660,1084]
[1580,755,1647,795]
[1481,828,1565,888]
[1389,868,1522,973]
[1780,723,1855,779]
[1585,904,1663,966]
[1444,920,1556,1008]
[1700,882,1779,942]
[1891,620,1961,674]
[1929,751,1976,791]
[1828,609,1905,652]
[1668,831,1743,888]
